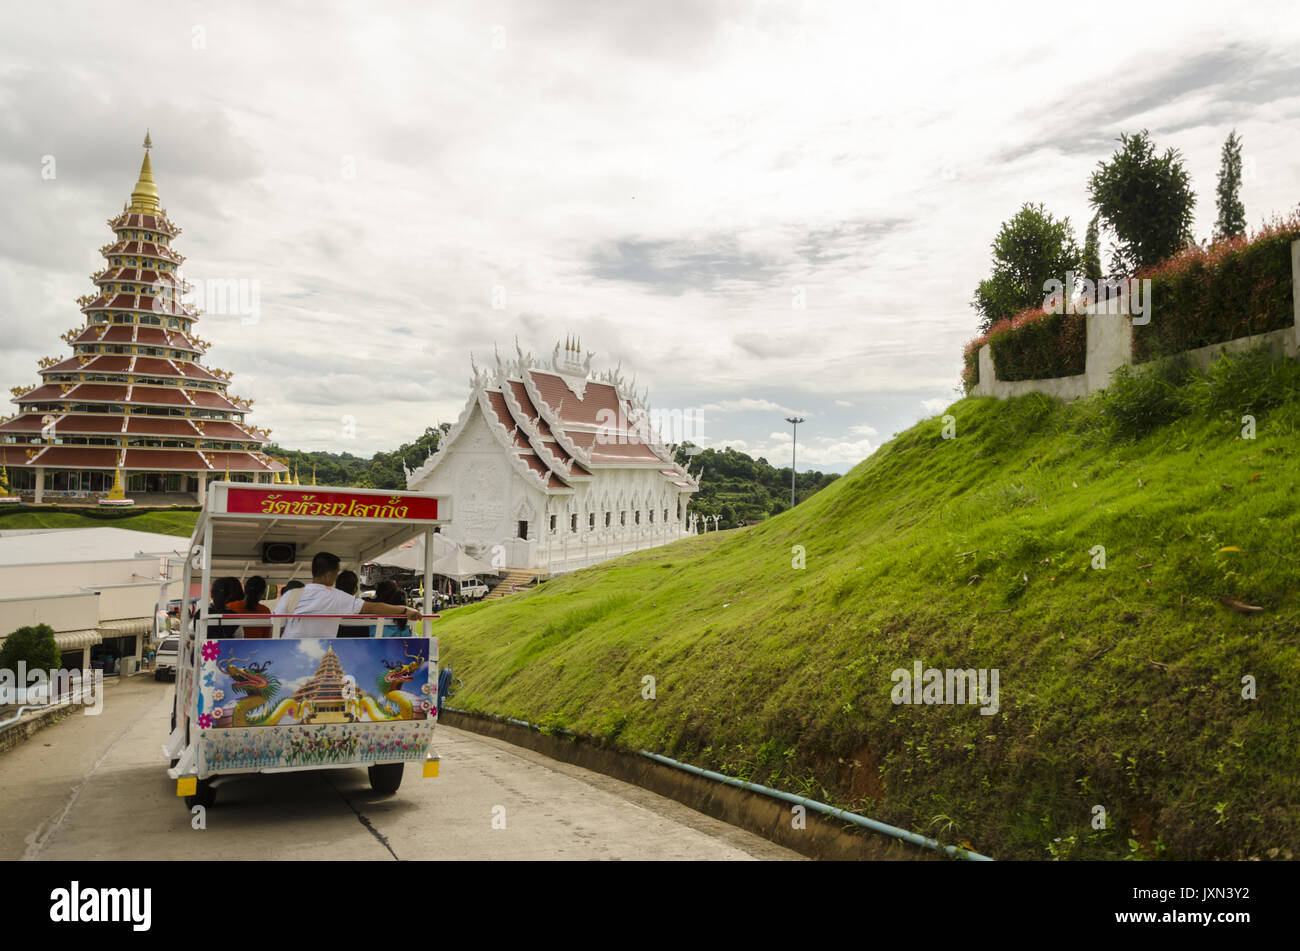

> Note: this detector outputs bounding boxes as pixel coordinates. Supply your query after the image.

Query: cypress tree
[1214,130,1246,241]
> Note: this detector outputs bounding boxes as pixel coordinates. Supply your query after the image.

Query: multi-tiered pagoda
[0,134,285,502]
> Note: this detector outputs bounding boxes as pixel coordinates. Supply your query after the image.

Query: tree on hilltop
[1088,130,1196,273]
[1214,129,1246,241]
[972,202,1080,333]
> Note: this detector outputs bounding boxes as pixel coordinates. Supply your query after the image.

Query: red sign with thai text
[223,487,439,521]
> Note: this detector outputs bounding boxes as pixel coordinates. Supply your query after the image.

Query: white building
[406,340,699,576]
[0,527,187,671]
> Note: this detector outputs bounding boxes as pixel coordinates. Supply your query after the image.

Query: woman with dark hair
[379,585,412,636]
[208,577,243,637]
[227,575,272,638]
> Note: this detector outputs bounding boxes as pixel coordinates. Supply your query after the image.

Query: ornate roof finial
[129,133,160,212]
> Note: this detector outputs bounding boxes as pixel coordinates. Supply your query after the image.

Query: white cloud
[295,639,326,663]
[848,424,878,437]
[2,3,1297,459]
[921,397,950,415]
[696,398,795,414]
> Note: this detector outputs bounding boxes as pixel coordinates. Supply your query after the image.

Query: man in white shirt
[275,552,420,638]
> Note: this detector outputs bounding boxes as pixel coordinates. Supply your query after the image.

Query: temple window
[549,515,557,532]
[570,514,578,532]
[588,513,595,530]
[604,512,611,528]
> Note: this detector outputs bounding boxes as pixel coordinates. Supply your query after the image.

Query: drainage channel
[441,706,993,862]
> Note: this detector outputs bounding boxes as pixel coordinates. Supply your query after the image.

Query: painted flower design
[212,707,224,718]
[421,684,432,695]
[201,642,220,661]
[198,713,213,729]
[212,689,224,702]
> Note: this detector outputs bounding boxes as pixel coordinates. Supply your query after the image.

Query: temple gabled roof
[406,339,700,496]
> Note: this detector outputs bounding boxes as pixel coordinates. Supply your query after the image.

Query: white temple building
[405,339,700,576]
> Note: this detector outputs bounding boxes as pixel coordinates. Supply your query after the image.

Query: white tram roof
[190,482,450,582]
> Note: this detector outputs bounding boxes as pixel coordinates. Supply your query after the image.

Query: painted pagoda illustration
[291,647,350,723]
[0,133,286,502]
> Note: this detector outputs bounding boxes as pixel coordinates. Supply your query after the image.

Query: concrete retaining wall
[971,239,1300,401]
[439,709,939,860]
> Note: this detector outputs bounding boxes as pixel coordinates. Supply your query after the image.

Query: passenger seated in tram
[335,570,371,638]
[273,552,418,638]
[372,582,413,637]
[207,577,243,637]
[227,575,272,639]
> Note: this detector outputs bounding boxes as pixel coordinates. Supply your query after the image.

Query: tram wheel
[368,762,404,795]
[184,778,217,810]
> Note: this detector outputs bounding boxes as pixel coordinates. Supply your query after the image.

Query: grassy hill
[0,507,197,537]
[435,349,1300,860]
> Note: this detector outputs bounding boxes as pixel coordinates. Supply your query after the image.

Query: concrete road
[1,674,798,861]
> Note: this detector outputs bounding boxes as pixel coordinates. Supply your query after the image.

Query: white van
[154,637,180,681]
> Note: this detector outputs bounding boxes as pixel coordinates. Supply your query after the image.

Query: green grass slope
[437,352,1300,860]
[0,508,198,537]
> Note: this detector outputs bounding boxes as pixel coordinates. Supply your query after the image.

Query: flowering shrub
[983,307,1087,382]
[962,336,985,392]
[1133,212,1300,362]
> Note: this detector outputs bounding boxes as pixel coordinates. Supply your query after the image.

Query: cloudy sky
[2,1,1298,473]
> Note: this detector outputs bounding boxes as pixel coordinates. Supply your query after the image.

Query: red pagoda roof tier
[53,414,130,434]
[111,212,179,236]
[128,386,194,406]
[97,267,182,287]
[122,450,211,470]
[124,417,200,436]
[193,420,257,440]
[21,447,121,468]
[188,390,241,411]
[14,384,71,402]
[202,451,276,472]
[67,383,132,401]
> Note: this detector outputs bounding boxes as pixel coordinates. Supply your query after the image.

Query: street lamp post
[785,415,805,509]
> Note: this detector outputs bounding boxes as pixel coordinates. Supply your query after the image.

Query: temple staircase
[485,569,542,599]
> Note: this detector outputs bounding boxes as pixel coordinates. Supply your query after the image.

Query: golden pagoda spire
[107,467,126,500]
[129,131,160,213]
[311,464,317,486]
[292,463,300,484]
[0,463,13,498]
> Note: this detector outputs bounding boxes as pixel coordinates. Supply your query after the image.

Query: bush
[1183,346,1300,419]
[1098,354,1193,440]
[988,308,1086,381]
[1133,213,1300,362]
[0,623,61,674]
[961,337,983,392]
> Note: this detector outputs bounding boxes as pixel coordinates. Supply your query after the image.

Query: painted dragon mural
[218,647,423,727]
[347,645,424,721]
[218,654,315,727]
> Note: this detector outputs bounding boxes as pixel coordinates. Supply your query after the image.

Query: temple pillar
[195,471,207,503]
[34,467,44,504]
